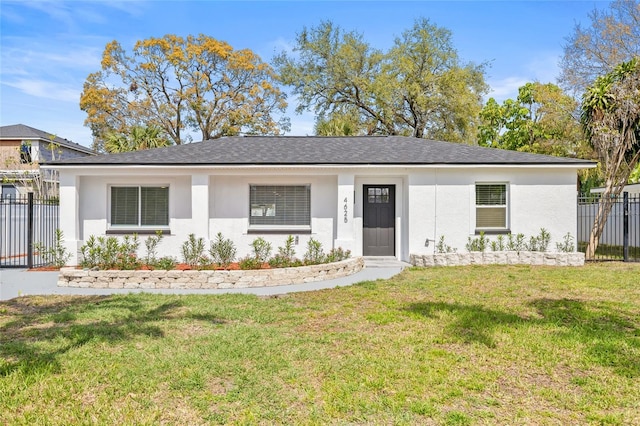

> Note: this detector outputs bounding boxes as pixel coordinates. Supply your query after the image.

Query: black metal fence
[0,193,60,268]
[577,192,640,262]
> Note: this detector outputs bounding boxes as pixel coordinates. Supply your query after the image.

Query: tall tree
[314,108,364,136]
[81,34,289,145]
[581,58,640,259]
[104,126,172,153]
[478,82,590,158]
[560,0,640,94]
[276,19,487,143]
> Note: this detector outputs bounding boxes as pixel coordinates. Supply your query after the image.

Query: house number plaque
[343,197,349,223]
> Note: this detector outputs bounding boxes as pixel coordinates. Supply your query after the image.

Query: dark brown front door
[363,185,395,256]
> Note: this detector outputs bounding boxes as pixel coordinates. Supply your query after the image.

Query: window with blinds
[111,186,169,227]
[249,185,310,227]
[475,183,507,230]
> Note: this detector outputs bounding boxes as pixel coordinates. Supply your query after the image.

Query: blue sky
[0,0,609,147]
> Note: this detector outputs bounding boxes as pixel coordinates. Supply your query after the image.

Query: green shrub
[326,247,351,263]
[268,254,299,268]
[466,232,488,252]
[144,231,164,265]
[556,232,575,252]
[209,232,237,269]
[118,235,141,270]
[490,235,505,252]
[250,237,272,263]
[153,256,177,270]
[527,228,551,252]
[279,235,296,261]
[181,234,207,268]
[239,255,263,270]
[506,233,527,251]
[34,228,71,268]
[79,234,140,269]
[268,235,300,268]
[304,238,325,265]
[435,235,456,253]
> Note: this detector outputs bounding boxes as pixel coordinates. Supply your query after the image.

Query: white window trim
[108,184,170,231]
[474,182,510,233]
[247,184,312,232]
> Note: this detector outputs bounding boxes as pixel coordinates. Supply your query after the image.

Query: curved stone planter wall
[58,257,365,289]
[410,251,585,267]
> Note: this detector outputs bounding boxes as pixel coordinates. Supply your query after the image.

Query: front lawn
[1,263,639,425]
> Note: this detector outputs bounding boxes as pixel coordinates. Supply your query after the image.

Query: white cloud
[3,79,80,103]
[1,41,102,74]
[486,77,528,102]
[11,0,146,29]
[485,52,564,103]
[269,37,295,56]
[525,51,562,84]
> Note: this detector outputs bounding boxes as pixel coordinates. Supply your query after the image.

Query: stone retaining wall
[58,257,364,289]
[410,251,585,267]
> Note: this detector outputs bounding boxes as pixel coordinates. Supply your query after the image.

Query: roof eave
[43,161,597,168]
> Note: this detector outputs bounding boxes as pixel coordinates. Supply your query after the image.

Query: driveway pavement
[0,258,409,301]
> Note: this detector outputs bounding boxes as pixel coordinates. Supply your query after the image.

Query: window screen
[250,185,310,227]
[111,186,168,227]
[141,187,169,226]
[476,184,507,229]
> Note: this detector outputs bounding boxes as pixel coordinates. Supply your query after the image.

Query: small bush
[528,228,551,252]
[506,233,527,251]
[79,234,140,269]
[466,232,488,252]
[269,235,301,268]
[490,234,505,252]
[250,237,272,263]
[304,238,325,265]
[435,236,456,253]
[181,234,207,268]
[239,255,263,270]
[268,254,299,268]
[279,235,296,261]
[153,256,177,270]
[556,232,575,252]
[34,228,71,268]
[144,231,164,265]
[326,247,351,263]
[118,235,141,270]
[209,232,237,269]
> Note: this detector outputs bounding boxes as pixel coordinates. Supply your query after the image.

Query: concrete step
[363,257,411,268]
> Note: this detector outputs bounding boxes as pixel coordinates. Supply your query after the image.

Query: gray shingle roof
[45,136,595,166]
[0,124,94,155]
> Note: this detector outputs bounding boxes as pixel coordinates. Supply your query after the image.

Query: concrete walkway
[0,258,410,301]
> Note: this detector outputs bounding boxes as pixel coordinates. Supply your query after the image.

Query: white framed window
[110,186,169,228]
[249,185,310,230]
[475,183,508,231]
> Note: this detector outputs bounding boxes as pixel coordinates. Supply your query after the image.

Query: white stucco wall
[61,167,340,264]
[55,165,582,265]
[210,174,337,259]
[406,167,579,255]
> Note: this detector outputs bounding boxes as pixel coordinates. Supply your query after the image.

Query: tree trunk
[585,179,623,259]
[585,196,613,259]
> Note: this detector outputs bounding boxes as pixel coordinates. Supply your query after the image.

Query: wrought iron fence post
[27,192,34,269]
[623,192,629,262]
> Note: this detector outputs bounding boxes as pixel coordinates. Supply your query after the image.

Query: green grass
[578,241,640,260]
[2,263,639,425]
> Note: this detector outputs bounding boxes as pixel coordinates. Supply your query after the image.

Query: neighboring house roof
[0,124,95,155]
[45,135,596,167]
[590,183,640,194]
